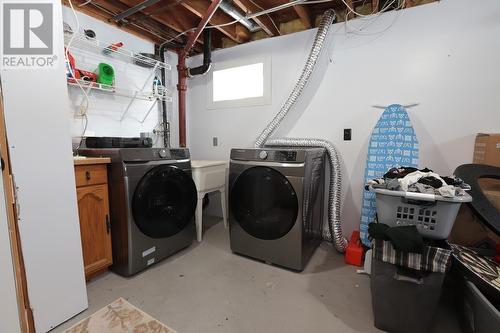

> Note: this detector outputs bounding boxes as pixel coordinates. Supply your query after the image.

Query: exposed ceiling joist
[64,0,439,54]
[293,4,313,29]
[345,0,355,20]
[183,0,222,53]
[64,0,172,44]
[233,0,281,37]
[113,0,163,22]
[181,0,250,43]
[119,0,206,49]
[120,0,192,31]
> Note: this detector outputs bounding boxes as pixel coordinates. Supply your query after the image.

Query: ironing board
[360,104,419,246]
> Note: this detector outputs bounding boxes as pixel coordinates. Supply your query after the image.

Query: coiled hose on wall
[254,9,347,252]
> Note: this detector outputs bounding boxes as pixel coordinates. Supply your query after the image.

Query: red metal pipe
[183,0,222,57]
[177,0,222,147]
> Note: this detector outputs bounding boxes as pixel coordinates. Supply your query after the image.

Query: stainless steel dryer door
[130,164,197,238]
[230,165,299,240]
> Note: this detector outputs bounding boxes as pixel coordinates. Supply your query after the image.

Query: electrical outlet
[344,129,352,141]
[213,137,218,146]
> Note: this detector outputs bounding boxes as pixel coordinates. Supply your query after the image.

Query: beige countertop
[191,160,228,169]
[73,157,111,165]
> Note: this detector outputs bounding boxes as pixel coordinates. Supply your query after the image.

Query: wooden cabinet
[74,159,112,280]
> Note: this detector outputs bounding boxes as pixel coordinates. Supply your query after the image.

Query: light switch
[344,129,352,141]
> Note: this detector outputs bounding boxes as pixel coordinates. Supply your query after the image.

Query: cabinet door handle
[105,215,111,234]
[85,171,91,180]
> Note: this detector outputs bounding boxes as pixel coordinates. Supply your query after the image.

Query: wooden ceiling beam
[63,0,203,52]
[233,0,281,37]
[180,0,250,44]
[120,0,192,32]
[146,7,210,53]
[84,0,182,42]
[346,0,355,20]
[293,5,313,29]
[120,0,205,49]
[63,0,168,44]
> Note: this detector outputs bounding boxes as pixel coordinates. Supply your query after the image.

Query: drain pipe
[254,10,347,252]
[187,29,212,77]
[176,29,212,147]
[177,53,188,147]
[176,0,222,147]
[158,43,177,148]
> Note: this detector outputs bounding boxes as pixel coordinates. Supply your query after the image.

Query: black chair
[454,164,500,235]
[452,164,500,324]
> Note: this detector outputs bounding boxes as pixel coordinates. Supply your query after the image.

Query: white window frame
[206,57,271,109]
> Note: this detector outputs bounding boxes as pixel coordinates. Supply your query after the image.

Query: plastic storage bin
[371,258,445,333]
[461,280,500,333]
[370,186,472,239]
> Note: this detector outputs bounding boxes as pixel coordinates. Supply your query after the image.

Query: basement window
[207,58,271,109]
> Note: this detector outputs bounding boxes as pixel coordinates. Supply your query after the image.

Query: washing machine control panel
[255,150,297,162]
[158,149,168,158]
[275,151,297,162]
[154,148,189,160]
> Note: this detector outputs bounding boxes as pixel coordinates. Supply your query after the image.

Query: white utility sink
[191,160,228,241]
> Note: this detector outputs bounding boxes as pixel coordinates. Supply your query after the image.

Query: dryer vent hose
[254,10,347,252]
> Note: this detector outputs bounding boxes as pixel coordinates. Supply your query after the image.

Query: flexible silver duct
[219,0,261,32]
[254,9,335,148]
[254,10,348,252]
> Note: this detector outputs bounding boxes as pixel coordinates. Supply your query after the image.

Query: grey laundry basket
[369,186,472,239]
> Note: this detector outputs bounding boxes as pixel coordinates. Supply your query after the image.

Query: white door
[0,1,88,331]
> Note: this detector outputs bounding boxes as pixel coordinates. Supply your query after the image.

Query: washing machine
[79,147,197,276]
[229,148,326,271]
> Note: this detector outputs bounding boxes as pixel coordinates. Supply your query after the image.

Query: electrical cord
[66,0,91,153]
[159,0,337,48]
[84,0,181,43]
[248,0,280,35]
[157,0,407,48]
[344,0,405,35]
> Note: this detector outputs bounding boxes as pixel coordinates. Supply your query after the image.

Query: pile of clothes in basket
[366,166,471,198]
[365,166,474,333]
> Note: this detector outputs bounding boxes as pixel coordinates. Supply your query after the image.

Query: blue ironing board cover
[360,104,419,246]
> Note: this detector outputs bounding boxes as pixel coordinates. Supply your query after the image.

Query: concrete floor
[53,217,461,333]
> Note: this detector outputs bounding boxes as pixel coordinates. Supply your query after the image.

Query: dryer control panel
[231,148,311,163]
[275,151,297,162]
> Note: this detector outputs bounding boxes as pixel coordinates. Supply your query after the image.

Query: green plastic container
[97,63,115,86]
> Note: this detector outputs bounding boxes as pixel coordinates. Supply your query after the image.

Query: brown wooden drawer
[75,164,107,187]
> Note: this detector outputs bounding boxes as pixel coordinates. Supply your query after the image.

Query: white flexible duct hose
[254,9,335,148]
[254,10,347,252]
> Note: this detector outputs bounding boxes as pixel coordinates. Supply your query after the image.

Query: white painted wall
[0,168,21,333]
[186,0,500,236]
[62,6,179,148]
[1,1,87,331]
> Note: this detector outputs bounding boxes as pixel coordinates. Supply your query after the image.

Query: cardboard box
[449,181,500,246]
[473,133,500,167]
